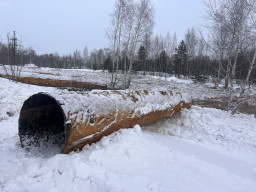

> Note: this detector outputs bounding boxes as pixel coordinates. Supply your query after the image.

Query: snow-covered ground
[0,69,256,191]
[1,64,256,99]
[0,65,111,86]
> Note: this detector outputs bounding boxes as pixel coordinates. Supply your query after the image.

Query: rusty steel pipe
[0,74,107,90]
[18,89,192,154]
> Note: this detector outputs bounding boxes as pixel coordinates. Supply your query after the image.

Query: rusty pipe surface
[18,89,192,154]
[0,74,107,90]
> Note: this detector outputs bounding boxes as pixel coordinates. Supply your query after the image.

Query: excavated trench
[19,93,66,152]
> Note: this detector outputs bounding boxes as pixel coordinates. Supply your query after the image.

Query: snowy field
[0,68,256,192]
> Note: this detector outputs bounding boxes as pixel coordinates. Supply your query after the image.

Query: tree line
[0,37,111,70]
[1,0,256,89]
[105,0,256,88]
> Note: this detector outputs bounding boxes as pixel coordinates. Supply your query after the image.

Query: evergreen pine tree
[159,50,167,74]
[174,40,188,77]
[103,56,113,72]
[136,45,147,73]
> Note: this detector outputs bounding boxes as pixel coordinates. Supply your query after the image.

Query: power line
[10,31,17,65]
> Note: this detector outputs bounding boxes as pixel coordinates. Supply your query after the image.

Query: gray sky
[0,0,203,55]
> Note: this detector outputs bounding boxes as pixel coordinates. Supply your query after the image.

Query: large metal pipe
[18,89,192,154]
[0,74,107,90]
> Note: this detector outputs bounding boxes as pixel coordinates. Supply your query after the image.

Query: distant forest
[1,0,256,88]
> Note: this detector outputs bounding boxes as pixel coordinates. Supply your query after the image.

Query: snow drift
[18,89,192,154]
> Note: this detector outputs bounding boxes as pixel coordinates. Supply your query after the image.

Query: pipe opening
[19,93,65,153]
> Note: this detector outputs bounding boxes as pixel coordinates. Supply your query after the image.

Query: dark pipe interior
[19,93,65,152]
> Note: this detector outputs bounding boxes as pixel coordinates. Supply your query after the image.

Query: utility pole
[10,31,17,66]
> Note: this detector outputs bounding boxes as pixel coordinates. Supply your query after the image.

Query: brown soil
[193,96,256,115]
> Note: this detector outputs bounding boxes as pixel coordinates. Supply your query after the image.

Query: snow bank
[150,75,194,84]
[1,77,256,191]
[23,64,39,68]
[146,106,256,155]
[0,78,55,122]
[1,122,256,192]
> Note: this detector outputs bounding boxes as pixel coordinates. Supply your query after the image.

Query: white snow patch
[0,73,256,192]
[146,106,256,156]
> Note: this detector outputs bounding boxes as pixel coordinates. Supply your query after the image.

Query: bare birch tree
[125,0,154,87]
[107,0,129,87]
[204,0,256,88]
[83,46,89,68]
[107,0,154,88]
[226,0,256,88]
[121,0,134,88]
[185,28,198,77]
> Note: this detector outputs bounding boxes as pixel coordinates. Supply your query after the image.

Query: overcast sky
[0,0,204,55]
